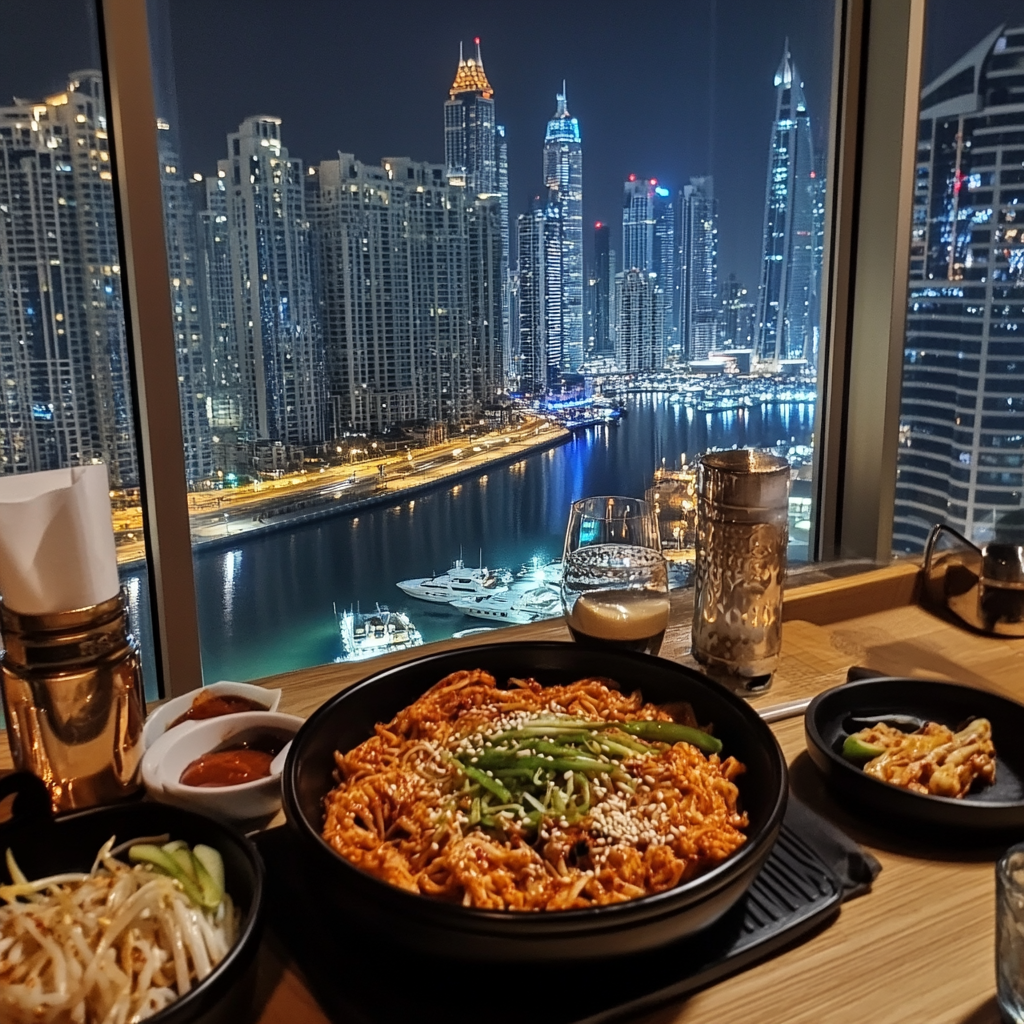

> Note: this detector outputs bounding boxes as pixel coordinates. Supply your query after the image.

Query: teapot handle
[923,523,979,575]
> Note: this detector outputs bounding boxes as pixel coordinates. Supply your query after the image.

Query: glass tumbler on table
[998,843,1024,1023]
[561,496,670,656]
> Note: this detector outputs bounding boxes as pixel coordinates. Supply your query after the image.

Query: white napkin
[0,465,120,614]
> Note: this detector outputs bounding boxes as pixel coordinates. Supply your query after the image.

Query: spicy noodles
[321,670,748,911]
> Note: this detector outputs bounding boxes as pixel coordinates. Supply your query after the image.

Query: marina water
[124,393,814,690]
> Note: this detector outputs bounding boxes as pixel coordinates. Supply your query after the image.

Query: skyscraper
[307,155,502,433]
[0,71,137,486]
[445,41,510,389]
[680,176,719,362]
[615,270,664,373]
[893,24,1024,552]
[218,116,324,446]
[157,127,213,485]
[621,177,675,348]
[586,222,614,356]
[622,176,657,273]
[754,43,819,366]
[516,192,570,393]
[445,40,497,195]
[718,274,755,350]
[543,88,584,371]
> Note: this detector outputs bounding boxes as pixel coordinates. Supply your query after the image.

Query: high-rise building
[517,198,565,393]
[0,71,137,486]
[893,23,1024,552]
[543,88,584,371]
[754,43,819,366]
[718,274,755,350]
[445,42,510,391]
[445,40,497,195]
[217,116,324,446]
[680,176,719,362]
[621,176,675,346]
[157,128,213,485]
[622,176,656,273]
[615,269,664,373]
[586,222,614,356]
[196,173,243,435]
[307,155,502,433]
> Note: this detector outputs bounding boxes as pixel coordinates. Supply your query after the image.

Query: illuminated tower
[445,39,497,194]
[587,222,614,355]
[445,40,508,387]
[220,116,324,445]
[543,87,584,371]
[680,176,719,362]
[0,72,138,486]
[754,43,819,366]
[894,24,1024,551]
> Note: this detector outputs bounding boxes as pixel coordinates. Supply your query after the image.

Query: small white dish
[142,681,282,750]
[141,711,303,822]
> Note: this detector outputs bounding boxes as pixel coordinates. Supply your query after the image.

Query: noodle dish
[322,668,749,911]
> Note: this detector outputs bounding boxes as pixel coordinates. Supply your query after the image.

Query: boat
[451,626,497,639]
[450,584,562,625]
[396,557,511,604]
[515,557,563,586]
[337,604,423,661]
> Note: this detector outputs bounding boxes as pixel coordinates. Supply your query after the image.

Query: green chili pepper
[618,720,723,755]
[458,762,514,803]
[842,735,886,761]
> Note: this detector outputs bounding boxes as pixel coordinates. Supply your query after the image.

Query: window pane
[894,0,1024,554]
[152,0,835,682]
[0,0,157,698]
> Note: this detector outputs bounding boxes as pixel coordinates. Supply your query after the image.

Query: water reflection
[119,397,817,683]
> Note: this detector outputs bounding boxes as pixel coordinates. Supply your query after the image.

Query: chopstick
[757,697,813,723]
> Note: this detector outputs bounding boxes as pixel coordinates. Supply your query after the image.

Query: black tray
[253,819,842,1024]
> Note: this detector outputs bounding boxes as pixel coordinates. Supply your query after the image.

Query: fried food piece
[847,717,996,798]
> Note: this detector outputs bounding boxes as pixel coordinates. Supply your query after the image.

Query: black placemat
[253,799,876,1023]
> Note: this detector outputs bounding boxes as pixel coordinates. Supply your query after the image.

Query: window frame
[93,0,928,699]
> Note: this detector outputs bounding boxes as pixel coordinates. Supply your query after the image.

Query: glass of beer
[561,496,670,655]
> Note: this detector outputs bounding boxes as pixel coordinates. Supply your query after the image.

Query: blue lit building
[517,198,562,393]
[754,43,819,367]
[894,23,1024,551]
[680,177,718,362]
[543,88,584,371]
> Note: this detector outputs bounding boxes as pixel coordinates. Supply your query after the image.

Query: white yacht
[396,558,511,604]
[338,604,423,661]
[450,584,562,625]
[515,558,563,587]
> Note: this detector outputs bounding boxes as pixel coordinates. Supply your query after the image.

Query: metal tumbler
[691,449,791,692]
[0,589,145,811]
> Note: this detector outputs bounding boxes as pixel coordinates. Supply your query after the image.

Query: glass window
[0,0,157,697]
[149,0,837,682]
[894,0,1024,554]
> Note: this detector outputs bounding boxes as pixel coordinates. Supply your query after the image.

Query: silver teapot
[923,524,1024,637]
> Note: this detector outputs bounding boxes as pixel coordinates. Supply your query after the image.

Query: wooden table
[4,561,1024,1023]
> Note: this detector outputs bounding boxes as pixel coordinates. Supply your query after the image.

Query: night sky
[1,0,1022,291]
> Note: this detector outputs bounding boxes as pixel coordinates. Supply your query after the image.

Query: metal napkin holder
[922,524,1024,637]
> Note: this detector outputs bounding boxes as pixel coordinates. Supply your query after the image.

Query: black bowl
[0,772,265,1024]
[805,677,1024,833]
[282,641,788,961]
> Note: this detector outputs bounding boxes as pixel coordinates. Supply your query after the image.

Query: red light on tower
[474,36,480,44]
[628,173,636,182]
[650,178,658,185]
[595,221,603,229]
[809,170,816,178]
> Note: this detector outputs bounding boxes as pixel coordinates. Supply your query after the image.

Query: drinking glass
[561,496,670,655]
[998,842,1024,1023]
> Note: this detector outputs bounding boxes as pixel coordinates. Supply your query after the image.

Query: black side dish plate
[253,813,842,1024]
[805,677,1024,833]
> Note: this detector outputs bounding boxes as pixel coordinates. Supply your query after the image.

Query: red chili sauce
[179,734,284,788]
[168,691,267,731]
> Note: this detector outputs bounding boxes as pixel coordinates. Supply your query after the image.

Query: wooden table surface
[5,561,1024,1023]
